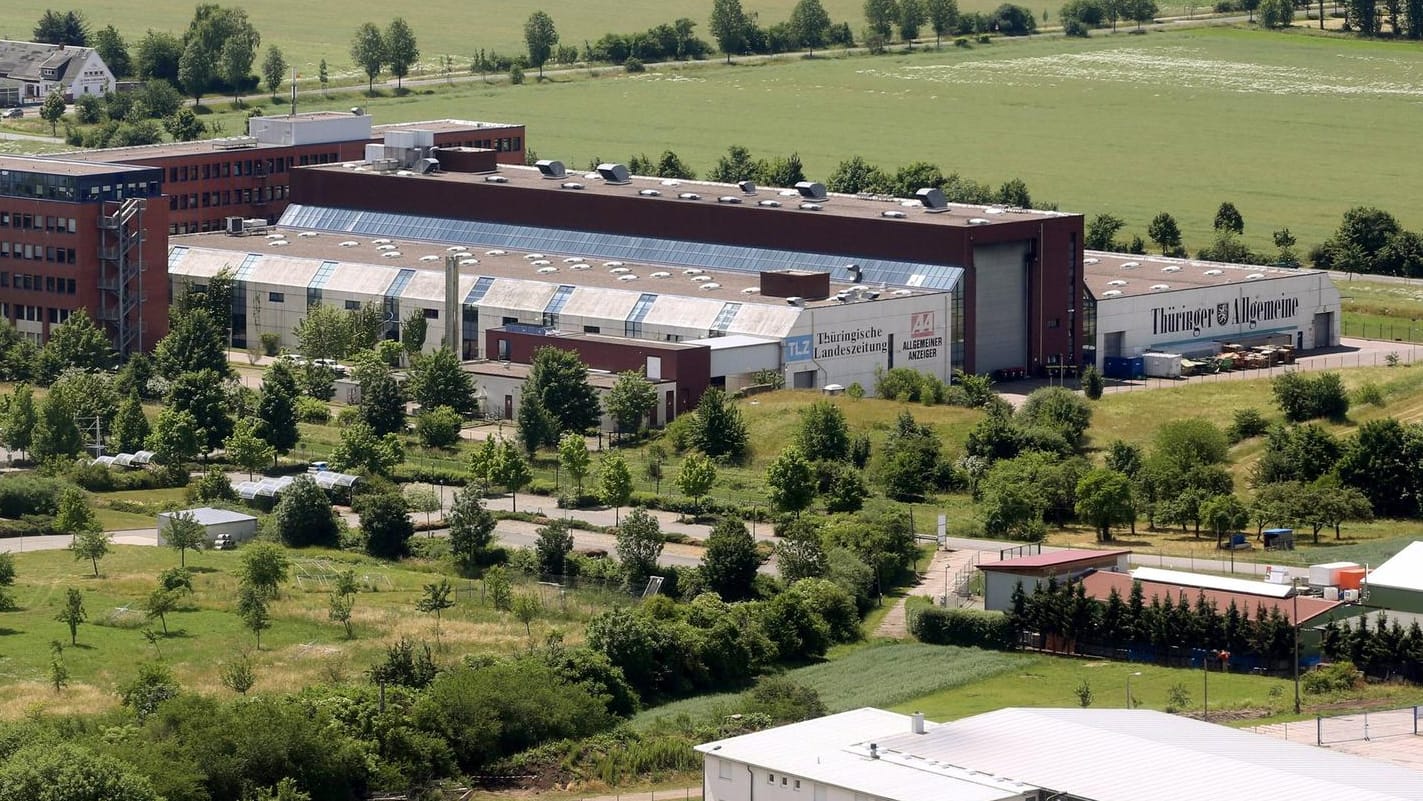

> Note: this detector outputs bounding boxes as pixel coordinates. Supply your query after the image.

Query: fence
[1341,318,1423,344]
[1097,347,1420,395]
[1316,706,1422,746]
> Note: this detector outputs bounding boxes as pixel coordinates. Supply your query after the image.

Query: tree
[40,91,66,137]
[163,511,207,567]
[271,476,341,548]
[616,507,663,590]
[875,411,941,500]
[3,384,36,459]
[44,308,111,372]
[796,400,850,461]
[1153,418,1229,471]
[257,359,301,455]
[517,391,554,456]
[219,34,257,105]
[358,363,406,437]
[224,417,274,480]
[146,407,200,474]
[136,31,184,84]
[605,370,657,439]
[237,583,271,649]
[219,651,257,694]
[1017,386,1093,450]
[401,308,428,356]
[261,45,286,98]
[926,0,960,44]
[707,144,760,183]
[238,541,291,598]
[1200,493,1249,549]
[491,437,532,508]
[776,519,828,582]
[145,586,179,635]
[513,593,541,636]
[710,0,749,62]
[57,587,86,645]
[163,107,206,141]
[30,393,82,462]
[599,452,634,522]
[330,420,404,475]
[351,22,386,94]
[790,0,834,53]
[692,388,749,460]
[416,405,463,449]
[168,369,234,454]
[900,0,927,40]
[91,24,131,78]
[535,518,575,574]
[1214,202,1244,235]
[767,448,817,516]
[447,485,496,572]
[385,17,420,88]
[528,347,601,438]
[827,156,890,194]
[71,528,109,577]
[865,0,900,37]
[156,308,227,381]
[1086,213,1126,250]
[558,431,591,494]
[179,39,214,102]
[1147,212,1183,255]
[415,578,455,643]
[1124,0,1157,28]
[0,553,15,612]
[360,490,414,560]
[319,58,329,95]
[702,518,759,600]
[408,347,478,416]
[524,11,559,78]
[676,452,718,514]
[34,10,89,45]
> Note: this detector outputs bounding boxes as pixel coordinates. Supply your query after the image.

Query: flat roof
[462,360,671,389]
[491,326,708,351]
[1131,566,1295,598]
[1083,572,1338,625]
[1364,540,1423,592]
[161,506,257,525]
[307,161,1074,230]
[373,118,523,134]
[979,548,1129,573]
[684,334,781,349]
[1084,250,1329,300]
[170,230,898,309]
[0,154,155,176]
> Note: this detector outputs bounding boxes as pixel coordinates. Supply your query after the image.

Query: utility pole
[1293,590,1302,714]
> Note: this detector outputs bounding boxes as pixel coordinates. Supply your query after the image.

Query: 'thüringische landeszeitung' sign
[1151,296,1301,337]
[785,311,944,362]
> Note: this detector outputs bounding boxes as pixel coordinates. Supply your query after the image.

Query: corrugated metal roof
[1081,571,1339,625]
[400,269,447,304]
[559,287,639,320]
[1365,541,1423,593]
[643,296,721,330]
[873,708,1423,801]
[722,304,800,338]
[247,255,320,287]
[480,278,557,314]
[160,507,257,526]
[1132,566,1294,598]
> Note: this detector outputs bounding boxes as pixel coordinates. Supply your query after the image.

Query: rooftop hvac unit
[535,159,566,179]
[846,264,863,283]
[795,181,827,201]
[225,216,245,235]
[717,196,741,204]
[786,296,805,307]
[738,180,757,195]
[596,163,631,185]
[915,187,949,212]
[416,158,440,174]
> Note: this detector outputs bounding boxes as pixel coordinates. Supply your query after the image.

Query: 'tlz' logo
[911,311,935,338]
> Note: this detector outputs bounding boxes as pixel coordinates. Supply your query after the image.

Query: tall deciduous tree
[385,17,420,88]
[535,518,574,574]
[257,359,300,455]
[146,407,200,475]
[527,347,600,439]
[524,11,559,78]
[72,529,110,577]
[692,388,749,460]
[40,91,66,136]
[238,542,291,599]
[272,476,342,548]
[790,0,834,54]
[261,45,286,98]
[358,363,406,436]
[766,448,816,516]
[167,369,233,454]
[415,578,454,643]
[1147,212,1183,255]
[407,347,477,416]
[401,308,428,356]
[3,384,36,459]
[31,394,82,461]
[1213,201,1244,235]
[710,0,750,62]
[701,517,759,600]
[615,507,663,590]
[604,370,657,439]
[558,431,590,494]
[330,420,404,475]
[598,452,634,523]
[925,0,960,45]
[44,309,112,373]
[675,452,718,513]
[864,0,900,38]
[899,0,927,41]
[237,583,270,649]
[136,31,184,84]
[516,391,554,456]
[57,587,86,645]
[351,22,386,94]
[776,518,828,581]
[360,490,413,560]
[224,417,274,480]
[491,437,532,509]
[163,511,206,567]
[94,25,132,77]
[795,400,850,461]
[447,485,495,572]
[1074,468,1135,543]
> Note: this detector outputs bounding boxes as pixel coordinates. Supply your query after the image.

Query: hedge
[910,607,1016,650]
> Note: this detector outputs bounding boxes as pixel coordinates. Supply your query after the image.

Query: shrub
[1273,371,1349,422]
[1354,381,1385,407]
[509,65,526,85]
[1303,661,1363,694]
[977,33,992,42]
[1081,365,1103,398]
[0,475,67,517]
[295,396,331,424]
[1227,407,1269,443]
[623,57,645,73]
[954,36,970,46]
[260,332,281,357]
[68,462,173,492]
[910,607,1015,649]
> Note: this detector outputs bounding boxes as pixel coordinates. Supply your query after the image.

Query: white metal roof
[872,708,1423,801]
[1130,566,1294,598]
[685,334,781,349]
[694,709,1026,801]
[1364,540,1423,592]
[161,507,257,526]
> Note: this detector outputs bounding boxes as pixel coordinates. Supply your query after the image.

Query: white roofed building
[697,708,1423,801]
[1362,541,1423,614]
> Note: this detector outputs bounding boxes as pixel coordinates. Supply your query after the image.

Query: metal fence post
[1317,715,1323,746]
[1364,711,1370,742]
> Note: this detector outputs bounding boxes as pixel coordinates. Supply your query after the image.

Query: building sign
[1151,296,1301,337]
[783,334,813,362]
[903,310,943,361]
[785,327,890,362]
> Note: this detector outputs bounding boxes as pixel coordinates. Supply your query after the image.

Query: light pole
[1203,654,1209,723]
[1293,590,1302,715]
[1125,671,1142,708]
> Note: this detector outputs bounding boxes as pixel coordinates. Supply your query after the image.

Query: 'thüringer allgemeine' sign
[1151,296,1301,337]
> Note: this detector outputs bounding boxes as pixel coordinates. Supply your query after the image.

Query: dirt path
[873,549,958,639]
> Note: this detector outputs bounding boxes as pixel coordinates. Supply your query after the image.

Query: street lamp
[1125,671,1142,708]
[1293,590,1302,715]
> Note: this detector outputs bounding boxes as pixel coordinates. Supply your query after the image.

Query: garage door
[972,242,1029,374]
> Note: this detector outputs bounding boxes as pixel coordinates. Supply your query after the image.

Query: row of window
[0,243,77,264]
[169,215,277,235]
[452,136,522,153]
[169,184,289,212]
[0,213,78,233]
[0,273,77,294]
[164,152,340,184]
[8,304,72,324]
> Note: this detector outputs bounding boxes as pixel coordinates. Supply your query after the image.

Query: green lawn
[1338,279,1423,344]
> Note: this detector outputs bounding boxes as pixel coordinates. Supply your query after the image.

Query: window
[767,774,775,785]
[794,780,801,791]
[502,316,518,326]
[423,308,438,319]
[583,325,600,334]
[268,292,285,303]
[344,300,360,310]
[717,759,732,780]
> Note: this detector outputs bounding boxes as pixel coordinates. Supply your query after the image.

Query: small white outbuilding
[157,507,258,546]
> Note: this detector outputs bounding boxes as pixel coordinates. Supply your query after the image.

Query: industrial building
[696,707,1423,801]
[977,549,1130,612]
[1361,541,1423,614]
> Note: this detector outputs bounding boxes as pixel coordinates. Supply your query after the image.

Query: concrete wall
[704,757,875,801]
[984,573,1044,613]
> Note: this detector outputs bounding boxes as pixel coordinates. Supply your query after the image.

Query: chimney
[911,712,926,735]
[868,743,879,760]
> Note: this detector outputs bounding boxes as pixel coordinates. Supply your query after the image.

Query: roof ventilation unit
[486,249,507,256]
[847,264,863,283]
[1246,272,1264,280]
[786,296,805,307]
[484,175,509,183]
[700,283,721,290]
[535,159,566,179]
[1161,265,1181,273]
[650,271,671,279]
[915,187,950,213]
[416,158,440,174]
[800,203,823,211]
[741,287,759,294]
[1150,284,1170,291]
[372,238,393,244]
[1120,261,1140,269]
[639,189,661,197]
[683,268,704,275]
[738,180,757,195]
[892,289,913,296]
[1107,279,1127,287]
[717,196,742,204]
[596,163,632,185]
[531,260,552,267]
[561,182,585,190]
[984,206,1006,215]
[795,181,828,201]
[447,246,468,252]
[968,218,991,225]
[299,231,319,238]
[459,258,479,266]
[881,210,907,219]
[606,261,625,268]
[339,240,359,247]
[678,192,702,200]
[382,251,402,258]
[661,179,681,187]
[618,274,638,281]
[1203,269,1223,276]
[758,200,782,208]
[563,257,585,263]
[1083,257,1100,265]
[569,263,590,270]
[1102,289,1123,297]
[420,255,440,262]
[610,267,632,275]
[525,253,545,260]
[537,266,558,274]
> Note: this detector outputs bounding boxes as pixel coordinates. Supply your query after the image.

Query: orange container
[1337,568,1367,591]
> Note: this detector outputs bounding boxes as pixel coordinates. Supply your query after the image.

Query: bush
[954,36,970,46]
[259,332,281,357]
[509,65,525,85]
[910,607,1016,648]
[0,475,67,518]
[623,57,645,73]
[295,396,331,424]
[1354,381,1385,407]
[68,462,173,492]
[1227,407,1269,443]
[1303,661,1363,694]
[1273,371,1349,422]
[1081,365,1103,398]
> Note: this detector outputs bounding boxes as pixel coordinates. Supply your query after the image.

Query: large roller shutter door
[972,242,1029,375]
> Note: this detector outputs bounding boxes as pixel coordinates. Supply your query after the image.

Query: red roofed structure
[978,549,1131,611]
[1080,570,1341,627]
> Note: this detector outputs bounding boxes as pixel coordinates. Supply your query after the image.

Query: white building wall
[704,758,871,801]
[780,293,953,393]
[1094,272,1340,360]
[67,51,114,97]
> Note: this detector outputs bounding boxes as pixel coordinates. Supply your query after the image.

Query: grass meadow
[0,544,602,719]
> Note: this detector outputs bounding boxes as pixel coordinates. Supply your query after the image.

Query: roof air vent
[795,181,828,201]
[915,187,949,213]
[376,244,397,251]
[610,267,632,275]
[525,253,546,260]
[268,239,289,246]
[339,241,359,247]
[618,274,638,281]
[881,210,907,219]
[691,275,712,282]
[1162,265,1181,273]
[1107,279,1127,287]
[1203,269,1223,276]
[531,260,552,266]
[563,257,586,263]
[717,196,742,204]
[678,192,702,200]
[1150,284,1170,291]
[561,182,585,190]
[661,179,681,187]
[420,255,440,262]
[1083,257,1100,265]
[486,249,507,256]
[984,206,1006,215]
[800,203,823,211]
[741,287,759,294]
[569,263,590,270]
[382,251,402,258]
[779,189,800,197]
[786,296,805,307]
[758,200,782,208]
[372,238,393,244]
[484,175,509,183]
[639,189,661,197]
[1246,272,1265,280]
[683,268,704,275]
[700,283,721,290]
[605,261,625,268]
[650,271,671,279]
[447,246,468,252]
[537,266,558,274]
[846,264,863,283]
[596,163,632,185]
[967,218,991,225]
[299,231,319,238]
[738,180,757,195]
[891,289,913,296]
[1120,261,1140,269]
[459,258,479,266]
[535,159,566,179]
[1102,289,1123,297]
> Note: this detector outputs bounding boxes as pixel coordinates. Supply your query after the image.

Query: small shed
[157,507,259,546]
[977,549,1131,612]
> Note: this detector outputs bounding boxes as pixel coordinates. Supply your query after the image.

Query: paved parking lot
[1251,708,1423,773]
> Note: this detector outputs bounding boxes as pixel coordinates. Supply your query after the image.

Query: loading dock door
[973,242,1029,375]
